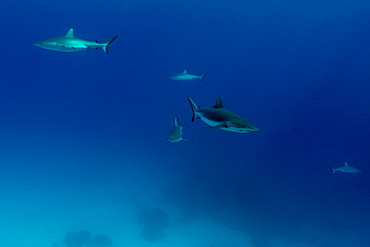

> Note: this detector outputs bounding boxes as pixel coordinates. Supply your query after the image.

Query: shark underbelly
[200,117,226,127]
[198,112,259,133]
[200,116,246,132]
[52,46,88,52]
[170,76,198,80]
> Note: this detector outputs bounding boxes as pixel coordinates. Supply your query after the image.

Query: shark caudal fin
[329,166,336,174]
[102,34,119,54]
[187,96,199,122]
[200,72,208,82]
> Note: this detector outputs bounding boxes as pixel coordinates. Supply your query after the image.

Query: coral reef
[64,230,92,247]
[137,208,169,242]
[63,230,112,247]
[91,234,113,247]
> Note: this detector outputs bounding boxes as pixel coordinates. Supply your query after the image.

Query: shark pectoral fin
[155,137,168,141]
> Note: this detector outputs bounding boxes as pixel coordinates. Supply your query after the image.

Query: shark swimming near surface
[187,96,259,133]
[33,28,118,53]
[330,162,361,174]
[165,115,187,142]
[170,70,207,81]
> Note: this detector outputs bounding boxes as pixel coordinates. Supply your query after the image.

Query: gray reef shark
[187,96,259,133]
[330,162,361,174]
[33,28,118,54]
[165,115,188,142]
[170,70,207,81]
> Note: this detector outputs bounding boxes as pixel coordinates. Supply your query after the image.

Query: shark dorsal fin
[213,96,224,108]
[183,69,188,74]
[65,28,74,37]
[175,115,182,127]
[344,162,349,166]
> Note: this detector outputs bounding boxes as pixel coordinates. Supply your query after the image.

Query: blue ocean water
[1,0,370,246]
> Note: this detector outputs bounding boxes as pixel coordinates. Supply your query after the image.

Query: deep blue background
[1,0,370,246]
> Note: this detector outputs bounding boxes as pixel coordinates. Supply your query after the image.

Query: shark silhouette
[34,28,118,53]
[330,162,361,174]
[170,70,207,81]
[188,96,259,133]
[166,115,187,142]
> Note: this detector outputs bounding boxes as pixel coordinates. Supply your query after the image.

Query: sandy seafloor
[0,189,355,247]
[0,153,363,247]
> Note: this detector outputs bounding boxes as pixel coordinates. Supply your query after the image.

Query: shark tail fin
[102,34,119,54]
[200,72,208,82]
[329,166,335,174]
[187,96,199,122]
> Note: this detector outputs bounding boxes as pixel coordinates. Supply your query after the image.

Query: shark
[170,70,207,81]
[33,28,118,54]
[165,115,188,142]
[330,162,361,174]
[187,96,260,133]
